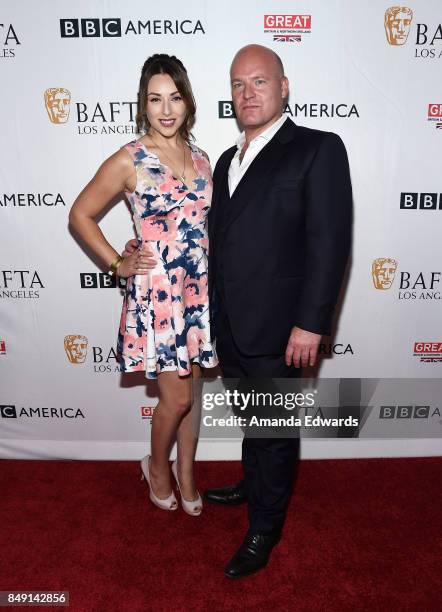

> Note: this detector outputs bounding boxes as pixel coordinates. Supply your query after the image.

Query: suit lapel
[209,147,235,242]
[221,119,297,231]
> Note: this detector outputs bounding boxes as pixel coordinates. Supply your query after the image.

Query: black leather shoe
[203,481,247,506]
[224,532,281,579]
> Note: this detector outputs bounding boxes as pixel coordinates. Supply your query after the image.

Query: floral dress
[117,140,218,379]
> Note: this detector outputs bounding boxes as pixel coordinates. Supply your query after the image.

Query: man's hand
[285,327,322,368]
[116,239,156,278]
[122,238,139,258]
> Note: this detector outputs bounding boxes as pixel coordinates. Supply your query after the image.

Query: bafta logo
[372,258,398,290]
[44,87,71,124]
[64,335,88,364]
[384,6,413,46]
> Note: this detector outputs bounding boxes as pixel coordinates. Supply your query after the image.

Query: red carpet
[1,457,440,611]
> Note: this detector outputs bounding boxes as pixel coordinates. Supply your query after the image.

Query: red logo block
[264,14,311,29]
[428,104,442,118]
[141,406,155,418]
[0,340,5,355]
[414,342,442,354]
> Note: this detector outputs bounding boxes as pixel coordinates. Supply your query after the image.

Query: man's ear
[281,76,289,100]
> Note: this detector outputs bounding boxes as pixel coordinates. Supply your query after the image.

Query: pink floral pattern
[117,140,217,378]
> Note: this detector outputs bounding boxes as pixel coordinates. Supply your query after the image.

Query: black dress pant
[214,302,300,535]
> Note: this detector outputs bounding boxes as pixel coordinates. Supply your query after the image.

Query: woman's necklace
[150,133,186,183]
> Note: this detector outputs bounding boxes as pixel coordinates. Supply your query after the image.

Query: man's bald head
[230,44,285,78]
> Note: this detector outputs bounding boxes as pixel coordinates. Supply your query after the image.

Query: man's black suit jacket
[208,118,352,356]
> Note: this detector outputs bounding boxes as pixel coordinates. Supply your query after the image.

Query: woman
[69,54,217,516]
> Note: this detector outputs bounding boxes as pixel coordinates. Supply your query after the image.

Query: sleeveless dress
[117,140,218,379]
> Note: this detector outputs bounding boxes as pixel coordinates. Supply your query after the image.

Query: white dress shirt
[228,115,288,196]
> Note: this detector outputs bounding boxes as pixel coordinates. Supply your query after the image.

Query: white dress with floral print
[117,140,218,379]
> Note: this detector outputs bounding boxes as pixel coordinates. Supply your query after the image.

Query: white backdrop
[1,0,441,459]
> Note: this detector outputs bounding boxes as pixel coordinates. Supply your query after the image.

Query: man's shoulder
[213,145,237,173]
[218,145,237,161]
[285,120,345,148]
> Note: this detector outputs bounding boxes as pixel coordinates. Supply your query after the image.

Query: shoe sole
[203,496,247,506]
[224,562,268,579]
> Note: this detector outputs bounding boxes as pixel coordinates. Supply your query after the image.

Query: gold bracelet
[108,255,123,276]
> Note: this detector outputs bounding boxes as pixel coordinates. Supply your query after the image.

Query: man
[203,44,352,578]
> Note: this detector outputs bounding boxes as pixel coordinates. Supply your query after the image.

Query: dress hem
[122,358,219,380]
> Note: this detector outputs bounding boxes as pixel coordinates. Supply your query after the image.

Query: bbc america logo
[0,193,66,208]
[0,405,16,418]
[59,18,205,38]
[400,192,442,210]
[379,405,442,419]
[379,405,430,419]
[0,404,85,419]
[80,273,126,289]
[218,101,359,119]
[60,18,122,37]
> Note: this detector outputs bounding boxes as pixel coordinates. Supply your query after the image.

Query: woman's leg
[175,364,202,501]
[149,370,192,499]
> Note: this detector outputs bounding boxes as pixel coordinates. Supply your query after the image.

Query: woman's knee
[158,388,192,416]
[173,391,192,416]
[157,373,194,416]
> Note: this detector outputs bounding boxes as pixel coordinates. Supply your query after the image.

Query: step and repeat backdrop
[1,0,441,459]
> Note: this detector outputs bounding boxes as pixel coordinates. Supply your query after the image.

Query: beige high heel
[171,459,203,516]
[140,455,178,511]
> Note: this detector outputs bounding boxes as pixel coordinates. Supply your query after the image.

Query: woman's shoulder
[189,141,210,163]
[121,139,161,166]
[121,139,145,156]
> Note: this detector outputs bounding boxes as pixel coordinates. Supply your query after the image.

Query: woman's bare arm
[68,149,135,268]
